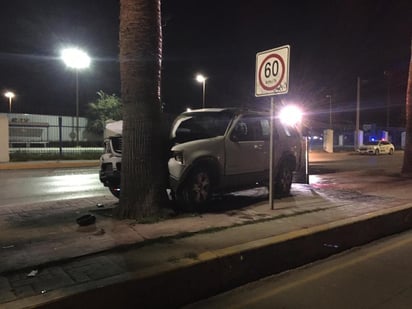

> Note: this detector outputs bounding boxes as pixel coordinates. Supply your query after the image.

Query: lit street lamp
[61,47,91,146]
[4,91,15,113]
[196,74,207,108]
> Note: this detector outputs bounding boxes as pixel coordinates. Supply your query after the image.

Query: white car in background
[358,140,395,155]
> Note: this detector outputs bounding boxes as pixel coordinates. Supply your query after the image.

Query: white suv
[168,108,304,209]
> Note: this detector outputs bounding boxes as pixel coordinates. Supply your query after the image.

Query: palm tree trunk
[117,0,164,218]
[402,39,412,175]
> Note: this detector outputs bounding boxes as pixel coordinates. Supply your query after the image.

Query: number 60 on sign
[255,45,290,97]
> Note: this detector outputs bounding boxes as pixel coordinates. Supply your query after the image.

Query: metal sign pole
[255,45,290,210]
[269,97,275,210]
[305,135,309,184]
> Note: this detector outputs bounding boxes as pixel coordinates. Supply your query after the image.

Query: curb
[17,202,412,308]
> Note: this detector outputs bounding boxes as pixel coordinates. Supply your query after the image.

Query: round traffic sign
[258,53,286,92]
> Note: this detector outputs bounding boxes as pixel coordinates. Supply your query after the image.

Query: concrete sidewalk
[1,168,412,308]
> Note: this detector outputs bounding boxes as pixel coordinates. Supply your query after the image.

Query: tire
[177,167,212,211]
[109,186,120,198]
[375,149,380,156]
[275,163,293,197]
[389,148,394,155]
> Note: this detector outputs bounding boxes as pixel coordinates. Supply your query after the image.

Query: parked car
[168,108,304,209]
[357,140,395,155]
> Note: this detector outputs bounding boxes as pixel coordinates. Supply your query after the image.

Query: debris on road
[76,214,96,226]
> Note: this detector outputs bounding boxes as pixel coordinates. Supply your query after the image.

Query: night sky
[0,0,411,128]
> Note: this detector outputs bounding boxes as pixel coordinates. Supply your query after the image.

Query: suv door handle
[254,144,263,150]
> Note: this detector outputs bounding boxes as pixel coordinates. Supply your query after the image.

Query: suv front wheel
[177,167,212,210]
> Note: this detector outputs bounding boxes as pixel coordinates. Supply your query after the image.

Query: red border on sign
[258,54,286,91]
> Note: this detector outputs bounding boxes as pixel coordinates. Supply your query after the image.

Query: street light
[326,94,332,129]
[384,71,392,131]
[61,47,91,146]
[355,77,361,150]
[196,74,206,108]
[4,91,15,113]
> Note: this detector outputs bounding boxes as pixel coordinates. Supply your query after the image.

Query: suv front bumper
[99,156,122,187]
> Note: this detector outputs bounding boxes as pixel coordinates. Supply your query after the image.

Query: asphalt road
[185,228,412,309]
[0,151,404,208]
[309,150,403,174]
[0,166,108,207]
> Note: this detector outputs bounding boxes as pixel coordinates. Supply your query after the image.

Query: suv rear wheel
[275,163,293,197]
[177,167,212,210]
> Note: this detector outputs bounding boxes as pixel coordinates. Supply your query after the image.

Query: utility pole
[384,71,391,131]
[326,94,332,129]
[355,76,361,149]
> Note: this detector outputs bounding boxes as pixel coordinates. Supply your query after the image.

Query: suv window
[171,111,233,143]
[282,125,299,138]
[231,115,270,141]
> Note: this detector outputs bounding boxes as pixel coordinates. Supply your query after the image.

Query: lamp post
[61,47,91,146]
[326,94,332,129]
[4,91,15,113]
[384,71,391,131]
[196,74,206,108]
[354,77,369,149]
[355,76,362,150]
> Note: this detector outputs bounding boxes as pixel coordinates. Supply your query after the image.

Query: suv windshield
[171,111,234,143]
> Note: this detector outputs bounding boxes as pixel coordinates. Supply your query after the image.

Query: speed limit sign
[255,45,290,96]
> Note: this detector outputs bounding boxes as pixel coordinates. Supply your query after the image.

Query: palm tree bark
[402,39,412,175]
[117,0,164,218]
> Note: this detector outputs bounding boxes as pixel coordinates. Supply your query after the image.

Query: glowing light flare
[61,48,91,69]
[279,105,303,126]
[4,91,15,99]
[196,74,206,83]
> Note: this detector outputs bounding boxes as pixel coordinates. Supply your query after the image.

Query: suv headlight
[104,141,111,154]
[173,151,184,164]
